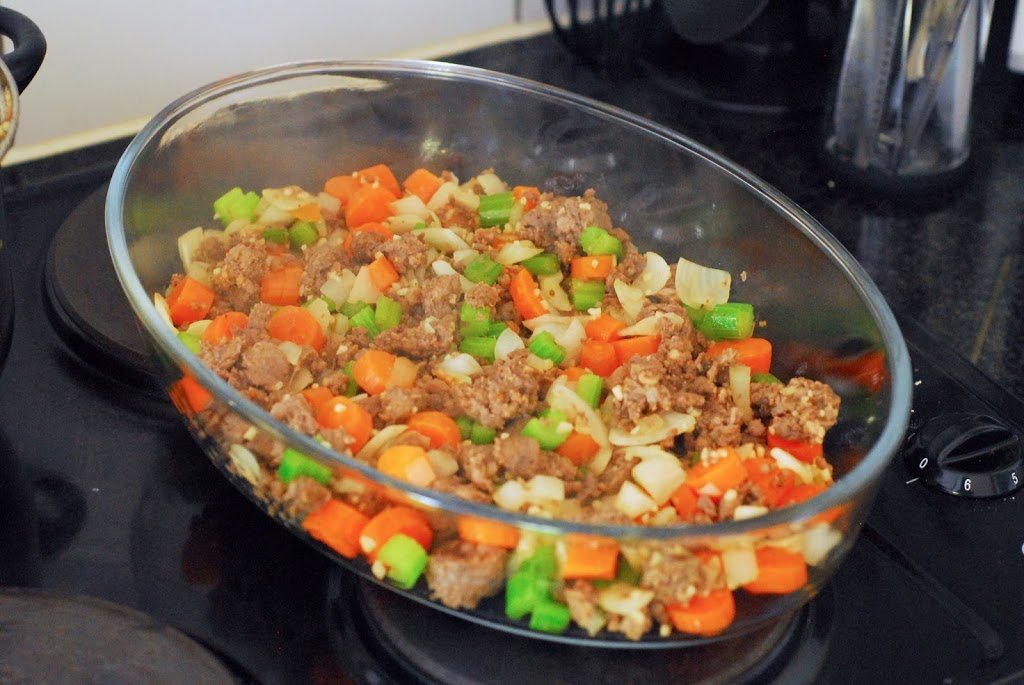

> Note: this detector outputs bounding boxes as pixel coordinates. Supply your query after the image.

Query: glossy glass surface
[106,60,912,644]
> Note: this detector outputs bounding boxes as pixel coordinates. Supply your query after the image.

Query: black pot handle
[0,7,46,93]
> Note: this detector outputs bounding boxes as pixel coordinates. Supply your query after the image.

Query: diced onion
[546,380,613,474]
[347,265,382,304]
[426,181,457,210]
[495,240,544,265]
[177,226,205,271]
[389,356,419,389]
[256,204,294,226]
[615,481,659,518]
[426,449,459,478]
[728,363,753,422]
[733,504,769,520]
[185,261,212,288]
[475,172,507,196]
[262,185,317,211]
[494,328,526,361]
[451,185,481,211]
[227,444,262,486]
[435,352,483,382]
[769,447,815,484]
[288,367,314,393]
[720,546,759,589]
[633,252,670,295]
[597,583,654,616]
[305,297,333,334]
[609,412,696,446]
[675,256,731,309]
[452,248,480,268]
[389,194,431,220]
[320,269,357,306]
[494,480,529,511]
[430,260,475,293]
[538,274,573,313]
[630,450,687,505]
[420,227,471,253]
[316,191,341,218]
[277,341,303,365]
[356,424,408,462]
[385,213,426,233]
[613,279,645,322]
[617,312,685,338]
[526,475,565,502]
[185,319,211,337]
[803,523,842,565]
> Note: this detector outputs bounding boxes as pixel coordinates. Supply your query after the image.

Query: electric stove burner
[0,588,243,683]
[327,571,832,684]
[43,184,159,388]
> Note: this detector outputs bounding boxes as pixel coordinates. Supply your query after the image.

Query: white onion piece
[185,261,212,288]
[305,298,333,334]
[389,357,419,389]
[185,319,210,337]
[538,274,573,313]
[525,354,555,372]
[385,213,426,233]
[317,191,341,217]
[277,341,303,365]
[615,481,659,518]
[356,424,408,462]
[331,313,350,336]
[435,353,483,382]
[733,504,770,521]
[616,312,685,338]
[494,328,526,360]
[320,269,356,306]
[554,318,586,365]
[227,444,262,486]
[452,248,480,268]
[494,480,529,511]
[420,227,470,253]
[153,293,173,330]
[426,449,460,478]
[347,265,382,304]
[613,279,645,322]
[633,251,670,295]
[546,380,613,474]
[452,185,481,211]
[631,451,687,505]
[803,523,842,565]
[728,363,753,422]
[256,204,293,226]
[495,240,544,265]
[720,546,759,589]
[263,185,317,211]
[288,367,314,393]
[522,313,576,332]
[769,447,815,483]
[597,584,654,617]
[476,172,507,196]
[675,256,731,309]
[526,475,565,502]
[389,194,431,220]
[426,181,457,210]
[609,412,697,446]
[177,226,205,270]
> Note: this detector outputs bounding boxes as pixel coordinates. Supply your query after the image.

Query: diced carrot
[824,348,886,394]
[302,499,370,559]
[666,588,736,636]
[561,534,620,581]
[376,444,436,487]
[686,448,747,497]
[367,256,400,292]
[324,174,362,205]
[742,546,808,594]
[402,168,443,204]
[345,185,397,227]
[512,185,541,212]
[782,482,827,505]
[260,263,304,306]
[743,457,796,508]
[669,483,700,520]
[612,335,661,365]
[176,372,212,413]
[291,202,322,222]
[555,432,601,466]
[166,276,215,326]
[201,311,249,345]
[767,432,823,463]
[706,337,773,375]
[570,255,615,280]
[316,396,373,452]
[351,349,397,396]
[584,313,626,342]
[357,163,401,198]
[267,305,325,351]
[407,411,462,449]
[456,516,521,549]
[509,267,549,321]
[302,386,334,412]
[579,339,619,377]
[342,221,394,255]
[359,506,434,561]
[562,366,589,381]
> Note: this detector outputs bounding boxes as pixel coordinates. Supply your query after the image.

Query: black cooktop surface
[2,22,1024,685]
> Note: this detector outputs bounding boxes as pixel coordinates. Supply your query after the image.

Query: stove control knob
[906,413,1023,498]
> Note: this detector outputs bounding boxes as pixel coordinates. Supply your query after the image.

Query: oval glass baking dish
[106,60,912,647]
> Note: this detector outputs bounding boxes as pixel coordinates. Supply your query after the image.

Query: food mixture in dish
[159,163,842,640]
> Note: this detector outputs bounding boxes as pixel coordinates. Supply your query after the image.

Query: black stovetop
[2,21,1024,685]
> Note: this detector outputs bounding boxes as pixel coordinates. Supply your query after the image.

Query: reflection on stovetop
[2,24,1024,685]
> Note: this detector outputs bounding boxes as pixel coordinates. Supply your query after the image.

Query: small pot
[0,7,46,373]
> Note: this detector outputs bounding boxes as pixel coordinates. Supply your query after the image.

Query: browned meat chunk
[753,377,841,444]
[451,350,541,429]
[378,233,430,274]
[458,435,577,492]
[239,341,291,392]
[210,236,266,312]
[519,189,613,264]
[426,539,508,609]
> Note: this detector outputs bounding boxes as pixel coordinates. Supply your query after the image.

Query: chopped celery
[263,227,289,245]
[213,186,259,226]
[478,191,515,227]
[505,571,551,620]
[521,409,572,450]
[374,296,403,331]
[459,303,492,337]
[694,302,755,340]
[469,422,497,445]
[463,254,504,285]
[459,335,497,362]
[528,331,566,364]
[570,278,605,311]
[455,416,474,440]
[349,305,380,339]
[340,300,370,318]
[377,534,428,590]
[177,331,201,355]
[529,598,572,634]
[575,373,603,408]
[343,360,359,397]
[752,371,782,385]
[519,545,557,578]
[579,225,623,258]
[277,447,332,485]
[520,252,561,276]
[289,220,319,248]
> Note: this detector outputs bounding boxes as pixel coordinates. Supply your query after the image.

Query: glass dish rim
[105,58,913,540]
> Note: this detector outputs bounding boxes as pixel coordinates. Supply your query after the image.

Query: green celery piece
[277,447,332,485]
[213,187,243,225]
[579,225,623,258]
[505,571,552,620]
[752,371,782,385]
[343,360,359,397]
[374,296,403,331]
[340,300,370,318]
[463,254,504,285]
[231,191,260,222]
[488,321,508,336]
[459,303,491,337]
[455,416,474,440]
[575,373,603,408]
[263,227,289,245]
[520,252,561,276]
[521,410,572,451]
[528,331,566,364]
[377,534,429,590]
[570,278,605,311]
[289,220,319,248]
[696,302,755,340]
[177,331,201,355]
[349,305,380,339]
[469,422,497,445]
[529,598,572,634]
[478,191,515,228]
[520,545,557,578]
[459,336,497,362]
[318,294,338,313]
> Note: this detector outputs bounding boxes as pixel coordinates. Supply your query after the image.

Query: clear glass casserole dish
[106,60,912,646]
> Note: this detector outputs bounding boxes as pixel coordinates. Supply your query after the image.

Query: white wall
[7,1,550,163]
